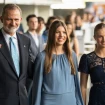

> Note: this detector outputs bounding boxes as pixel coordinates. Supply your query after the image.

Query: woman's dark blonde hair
[94,22,105,36]
[94,23,105,49]
[44,20,76,75]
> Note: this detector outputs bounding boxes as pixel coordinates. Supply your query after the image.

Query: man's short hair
[26,14,37,22]
[2,4,22,16]
[38,16,45,24]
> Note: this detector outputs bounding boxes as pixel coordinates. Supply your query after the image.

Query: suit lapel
[27,31,38,49]
[0,30,18,76]
[17,34,26,79]
[38,35,43,52]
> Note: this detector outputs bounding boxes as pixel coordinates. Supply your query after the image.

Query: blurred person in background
[82,12,88,23]
[36,16,45,35]
[56,15,65,22]
[17,23,24,34]
[90,16,101,37]
[87,12,93,23]
[75,15,83,30]
[24,14,44,105]
[66,21,79,57]
[32,20,83,105]
[65,14,76,30]
[25,14,44,60]
[71,11,77,19]
[90,16,101,27]
[42,16,57,43]
[79,23,105,105]
[81,12,90,29]
[99,14,105,22]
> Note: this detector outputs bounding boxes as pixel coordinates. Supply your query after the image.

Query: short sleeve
[78,54,89,74]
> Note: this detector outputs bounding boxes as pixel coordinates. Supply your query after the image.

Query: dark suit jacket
[24,31,44,60]
[0,29,32,105]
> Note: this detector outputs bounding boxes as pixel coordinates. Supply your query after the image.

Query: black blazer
[0,29,32,105]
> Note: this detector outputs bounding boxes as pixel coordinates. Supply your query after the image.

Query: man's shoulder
[24,31,29,35]
[36,50,45,60]
[17,32,30,41]
[23,31,32,39]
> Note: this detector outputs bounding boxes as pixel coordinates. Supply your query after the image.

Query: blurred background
[0,0,105,104]
[0,0,105,32]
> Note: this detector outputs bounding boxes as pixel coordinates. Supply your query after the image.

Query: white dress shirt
[29,31,39,47]
[2,28,20,57]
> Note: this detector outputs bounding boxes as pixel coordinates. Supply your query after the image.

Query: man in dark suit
[0,4,33,105]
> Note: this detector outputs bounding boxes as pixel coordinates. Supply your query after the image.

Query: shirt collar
[28,31,37,36]
[2,28,17,39]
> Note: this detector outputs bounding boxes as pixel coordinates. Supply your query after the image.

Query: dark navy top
[79,51,105,84]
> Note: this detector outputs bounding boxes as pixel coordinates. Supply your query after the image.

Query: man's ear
[0,16,3,23]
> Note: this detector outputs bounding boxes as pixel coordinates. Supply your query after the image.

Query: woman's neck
[95,47,105,58]
[52,46,64,55]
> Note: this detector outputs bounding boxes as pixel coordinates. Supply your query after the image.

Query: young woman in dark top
[79,23,105,105]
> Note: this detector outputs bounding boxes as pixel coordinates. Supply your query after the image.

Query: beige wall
[0,4,4,28]
[0,4,53,32]
[37,5,53,22]
[19,5,35,32]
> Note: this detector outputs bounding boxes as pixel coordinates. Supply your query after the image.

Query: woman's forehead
[96,28,105,35]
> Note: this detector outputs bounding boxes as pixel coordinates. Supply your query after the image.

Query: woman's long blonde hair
[44,20,76,75]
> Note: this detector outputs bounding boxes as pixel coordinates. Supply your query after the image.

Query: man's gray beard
[4,26,19,33]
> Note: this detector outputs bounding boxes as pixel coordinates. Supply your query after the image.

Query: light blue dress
[32,51,84,105]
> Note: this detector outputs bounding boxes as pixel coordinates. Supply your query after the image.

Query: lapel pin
[24,45,26,48]
[0,44,2,48]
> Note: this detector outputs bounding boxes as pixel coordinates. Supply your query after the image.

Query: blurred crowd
[1,4,105,105]
[17,10,105,58]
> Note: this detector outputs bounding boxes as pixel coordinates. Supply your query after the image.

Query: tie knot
[10,37,14,40]
[10,37,16,43]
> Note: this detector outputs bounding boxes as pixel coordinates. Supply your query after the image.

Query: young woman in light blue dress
[32,20,84,105]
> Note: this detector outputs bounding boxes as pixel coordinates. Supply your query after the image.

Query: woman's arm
[72,52,84,105]
[80,72,88,105]
[32,53,44,105]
